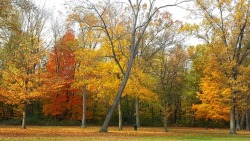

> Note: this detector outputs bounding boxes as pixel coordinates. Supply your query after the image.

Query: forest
[0,0,250,135]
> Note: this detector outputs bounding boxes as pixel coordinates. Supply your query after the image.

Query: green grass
[0,126,249,141]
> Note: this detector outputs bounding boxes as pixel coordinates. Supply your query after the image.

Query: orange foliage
[192,48,231,121]
[43,30,85,120]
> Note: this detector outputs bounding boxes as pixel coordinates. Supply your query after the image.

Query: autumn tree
[43,30,78,120]
[0,0,48,129]
[69,0,190,132]
[151,46,188,131]
[67,11,103,128]
[190,0,250,134]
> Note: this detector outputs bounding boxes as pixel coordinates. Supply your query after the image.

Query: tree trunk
[118,98,123,131]
[174,100,178,124]
[21,104,27,129]
[151,107,154,123]
[163,101,168,132]
[246,109,249,131]
[229,98,236,134]
[126,95,130,124]
[135,96,140,127]
[240,110,245,130]
[81,84,87,128]
[129,99,134,125]
[236,109,240,131]
[99,56,134,132]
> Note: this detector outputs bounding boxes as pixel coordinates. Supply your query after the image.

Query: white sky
[34,0,194,21]
[34,0,200,46]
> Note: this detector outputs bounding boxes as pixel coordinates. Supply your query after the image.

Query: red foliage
[43,30,83,120]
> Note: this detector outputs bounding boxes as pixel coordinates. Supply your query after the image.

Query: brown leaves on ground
[0,126,250,141]
[1,126,167,137]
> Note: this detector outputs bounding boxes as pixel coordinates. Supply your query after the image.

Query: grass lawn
[0,126,249,141]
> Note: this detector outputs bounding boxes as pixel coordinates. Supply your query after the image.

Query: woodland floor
[0,126,250,141]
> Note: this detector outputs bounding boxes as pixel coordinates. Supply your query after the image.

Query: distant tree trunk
[178,100,182,122]
[1,103,5,119]
[191,113,195,126]
[240,111,245,130]
[246,109,249,131]
[81,84,87,128]
[135,96,140,127]
[129,99,134,125]
[163,101,168,132]
[236,109,240,131]
[229,97,236,134]
[174,100,178,124]
[126,95,130,124]
[118,98,122,130]
[151,107,154,123]
[21,103,27,129]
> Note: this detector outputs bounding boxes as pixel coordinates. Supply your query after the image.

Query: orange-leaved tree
[190,0,250,134]
[43,30,79,120]
[192,45,231,121]
[0,0,48,129]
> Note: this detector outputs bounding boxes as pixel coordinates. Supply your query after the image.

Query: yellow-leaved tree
[0,0,48,129]
[188,0,250,134]
[192,45,231,121]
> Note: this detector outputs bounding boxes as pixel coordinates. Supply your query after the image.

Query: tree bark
[229,98,236,134]
[240,110,245,130]
[81,84,87,128]
[99,56,134,132]
[246,109,249,131]
[151,107,154,123]
[135,96,140,127]
[118,98,123,131]
[163,101,168,132]
[236,109,240,131]
[21,104,27,129]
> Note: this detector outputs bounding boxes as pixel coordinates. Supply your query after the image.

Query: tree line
[0,0,250,134]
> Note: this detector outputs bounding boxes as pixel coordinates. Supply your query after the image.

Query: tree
[68,12,103,128]
[73,47,101,127]
[191,0,250,134]
[151,46,188,131]
[0,0,48,129]
[69,0,190,132]
[44,30,78,120]
[192,45,231,121]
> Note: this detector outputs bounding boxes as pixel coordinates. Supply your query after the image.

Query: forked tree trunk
[100,56,134,132]
[21,104,27,129]
[118,98,122,131]
[81,84,87,128]
[135,96,140,127]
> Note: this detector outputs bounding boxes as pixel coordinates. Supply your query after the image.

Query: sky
[33,0,200,46]
[34,0,193,21]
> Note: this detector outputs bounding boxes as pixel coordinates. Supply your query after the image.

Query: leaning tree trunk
[135,96,140,127]
[81,84,87,128]
[21,103,27,129]
[100,56,134,132]
[118,98,123,131]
